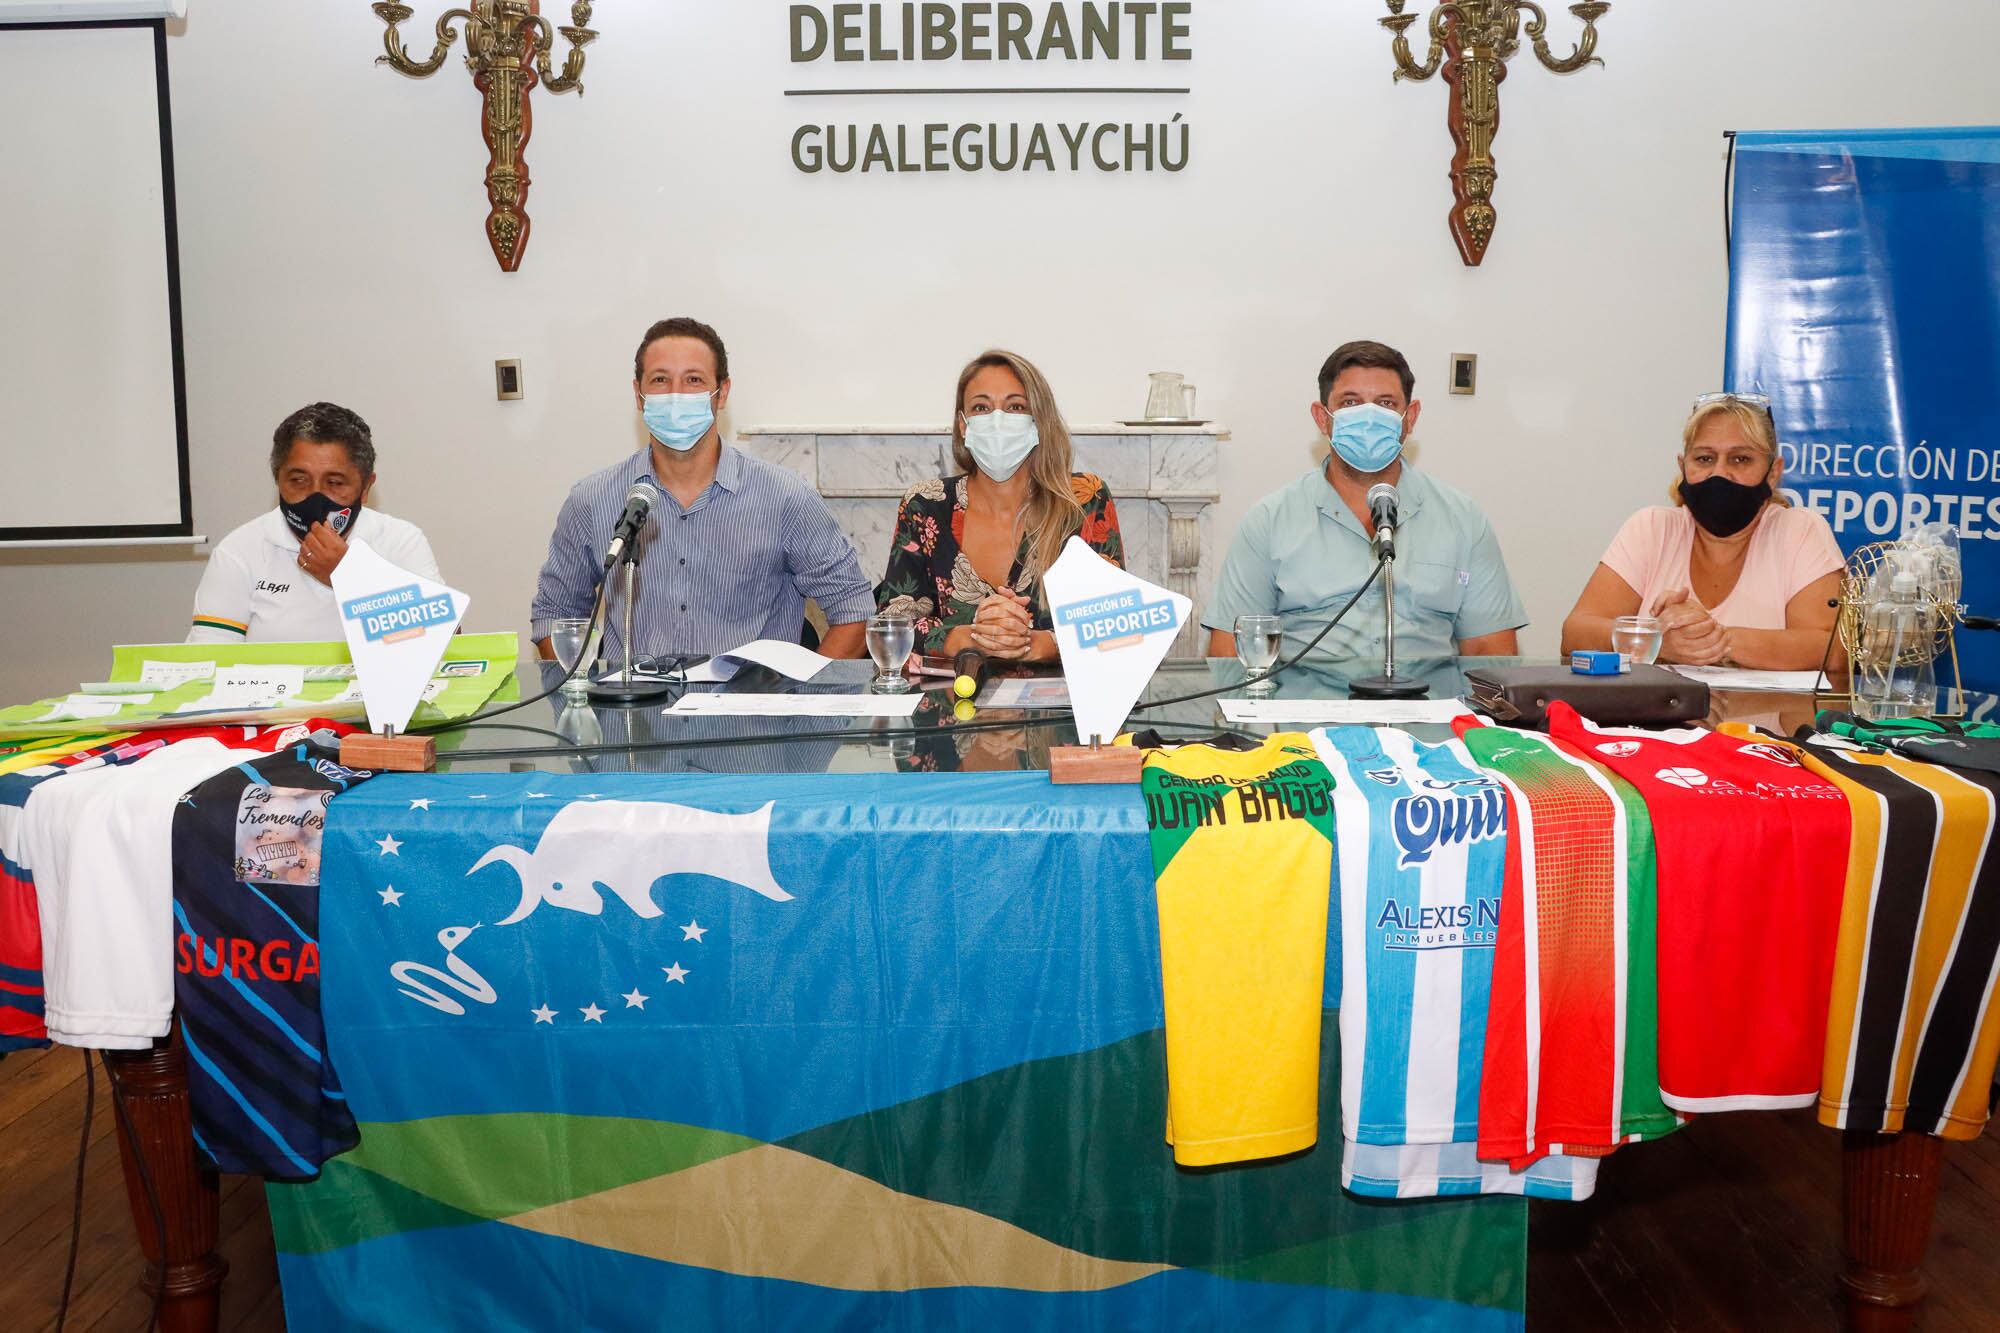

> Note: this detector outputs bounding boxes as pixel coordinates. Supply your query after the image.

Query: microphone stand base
[586,679,677,708]
[1349,674,1431,701]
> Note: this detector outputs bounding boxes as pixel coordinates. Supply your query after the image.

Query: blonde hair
[1672,397,1791,507]
[950,349,1084,583]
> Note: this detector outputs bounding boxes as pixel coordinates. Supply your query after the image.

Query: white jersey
[188,507,440,644]
[15,738,262,1048]
[1312,725,1598,1202]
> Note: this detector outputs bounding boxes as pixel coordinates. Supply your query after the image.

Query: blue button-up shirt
[1201,463,1527,664]
[530,445,876,662]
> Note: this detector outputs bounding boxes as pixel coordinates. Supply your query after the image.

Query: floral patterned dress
[875,473,1125,653]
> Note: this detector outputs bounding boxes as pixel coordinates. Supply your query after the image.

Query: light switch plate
[1449,353,1477,396]
[496,359,524,401]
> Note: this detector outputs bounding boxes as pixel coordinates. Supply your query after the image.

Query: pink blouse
[1599,504,1845,629]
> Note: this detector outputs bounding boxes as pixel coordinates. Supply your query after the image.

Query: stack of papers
[665,693,921,718]
[1664,667,1830,693]
[681,641,832,684]
[1218,698,1473,726]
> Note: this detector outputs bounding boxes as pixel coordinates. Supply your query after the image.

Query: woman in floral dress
[876,349,1124,661]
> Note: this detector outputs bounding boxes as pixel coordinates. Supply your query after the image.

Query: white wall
[5,1,1999,702]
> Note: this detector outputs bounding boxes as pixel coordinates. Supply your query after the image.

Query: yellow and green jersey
[1142,733,1336,1167]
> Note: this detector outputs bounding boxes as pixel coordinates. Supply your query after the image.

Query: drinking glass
[1234,614,1284,694]
[549,618,599,702]
[866,614,916,692]
[1610,615,1664,667]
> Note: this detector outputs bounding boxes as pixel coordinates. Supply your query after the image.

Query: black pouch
[1462,664,1710,728]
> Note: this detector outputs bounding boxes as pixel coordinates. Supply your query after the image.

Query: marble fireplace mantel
[737,424,1225,657]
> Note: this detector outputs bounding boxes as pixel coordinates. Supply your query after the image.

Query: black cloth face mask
[1678,474,1771,538]
[280,491,360,541]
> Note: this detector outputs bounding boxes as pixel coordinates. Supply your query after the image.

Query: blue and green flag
[270,771,1527,1330]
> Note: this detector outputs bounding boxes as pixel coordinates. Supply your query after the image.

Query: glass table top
[419,655,1839,776]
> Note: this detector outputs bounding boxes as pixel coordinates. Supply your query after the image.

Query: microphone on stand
[1348,481,1430,701]
[590,477,675,707]
[1367,482,1398,558]
[601,478,661,572]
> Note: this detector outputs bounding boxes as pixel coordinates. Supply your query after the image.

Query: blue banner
[1726,126,2000,695]
[268,772,1527,1331]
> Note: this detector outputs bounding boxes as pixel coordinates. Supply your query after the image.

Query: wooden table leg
[100,1027,227,1333]
[1841,1128,1945,1332]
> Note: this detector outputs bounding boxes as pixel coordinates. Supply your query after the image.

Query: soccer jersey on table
[1545,702,1849,1112]
[1725,725,2000,1141]
[1311,724,1596,1201]
[1819,713,2000,775]
[9,723,343,1052]
[172,740,373,1177]
[0,733,188,1052]
[1142,733,1338,1167]
[1454,718,1681,1168]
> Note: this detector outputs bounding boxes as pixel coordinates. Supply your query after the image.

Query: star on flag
[531,1004,556,1024]
[378,886,403,906]
[681,920,707,943]
[376,834,402,856]
[663,962,688,984]
[622,988,648,1009]
[580,1003,605,1022]
[408,798,433,811]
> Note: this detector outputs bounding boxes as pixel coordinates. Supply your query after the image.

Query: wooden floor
[4,1043,1998,1332]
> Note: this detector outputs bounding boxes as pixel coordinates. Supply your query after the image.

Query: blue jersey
[1313,726,1597,1202]
[171,741,372,1178]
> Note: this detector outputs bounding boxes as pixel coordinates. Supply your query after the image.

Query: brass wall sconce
[1380,1,1609,266]
[371,2,597,272]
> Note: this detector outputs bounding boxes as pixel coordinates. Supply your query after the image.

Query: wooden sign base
[341,732,438,773]
[1048,745,1147,785]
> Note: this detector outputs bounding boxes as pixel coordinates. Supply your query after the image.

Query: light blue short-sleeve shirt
[1202,463,1527,664]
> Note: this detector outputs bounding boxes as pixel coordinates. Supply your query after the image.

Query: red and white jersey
[1545,702,1850,1112]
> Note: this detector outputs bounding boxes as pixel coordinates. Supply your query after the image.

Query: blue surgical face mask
[642,391,716,453]
[1327,403,1406,474]
[963,411,1040,482]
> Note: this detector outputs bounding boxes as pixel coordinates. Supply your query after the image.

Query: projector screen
[0,18,189,540]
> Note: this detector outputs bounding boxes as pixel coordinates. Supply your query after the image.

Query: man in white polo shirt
[187,403,440,643]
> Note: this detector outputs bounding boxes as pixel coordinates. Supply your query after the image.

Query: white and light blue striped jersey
[1313,725,1597,1202]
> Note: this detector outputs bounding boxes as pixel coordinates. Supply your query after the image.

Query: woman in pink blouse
[1562,394,1845,669]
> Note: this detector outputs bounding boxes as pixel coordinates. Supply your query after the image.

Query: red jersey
[1545,703,1850,1112]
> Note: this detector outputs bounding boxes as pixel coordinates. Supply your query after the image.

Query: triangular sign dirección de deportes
[331,538,470,735]
[1042,537,1190,745]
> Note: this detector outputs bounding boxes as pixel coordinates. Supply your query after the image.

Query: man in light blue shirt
[531,318,875,663]
[1203,340,1526,663]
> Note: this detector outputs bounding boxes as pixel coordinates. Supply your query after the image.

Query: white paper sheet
[179,665,307,714]
[976,678,1073,709]
[138,659,216,688]
[681,640,833,684]
[1218,698,1474,726]
[39,692,144,722]
[1665,667,1830,693]
[322,679,445,707]
[664,692,921,718]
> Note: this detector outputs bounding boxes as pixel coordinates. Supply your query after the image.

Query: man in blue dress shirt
[531,318,875,663]
[1203,340,1526,664]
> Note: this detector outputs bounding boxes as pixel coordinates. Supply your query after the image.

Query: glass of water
[549,618,599,702]
[1611,615,1665,667]
[1235,614,1284,694]
[866,614,916,692]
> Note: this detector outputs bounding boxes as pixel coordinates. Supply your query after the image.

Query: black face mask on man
[280,491,360,541]
[1678,474,1771,538]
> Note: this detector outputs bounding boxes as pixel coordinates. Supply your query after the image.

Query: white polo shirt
[187,507,441,644]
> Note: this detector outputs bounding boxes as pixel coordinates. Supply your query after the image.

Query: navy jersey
[171,741,373,1177]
